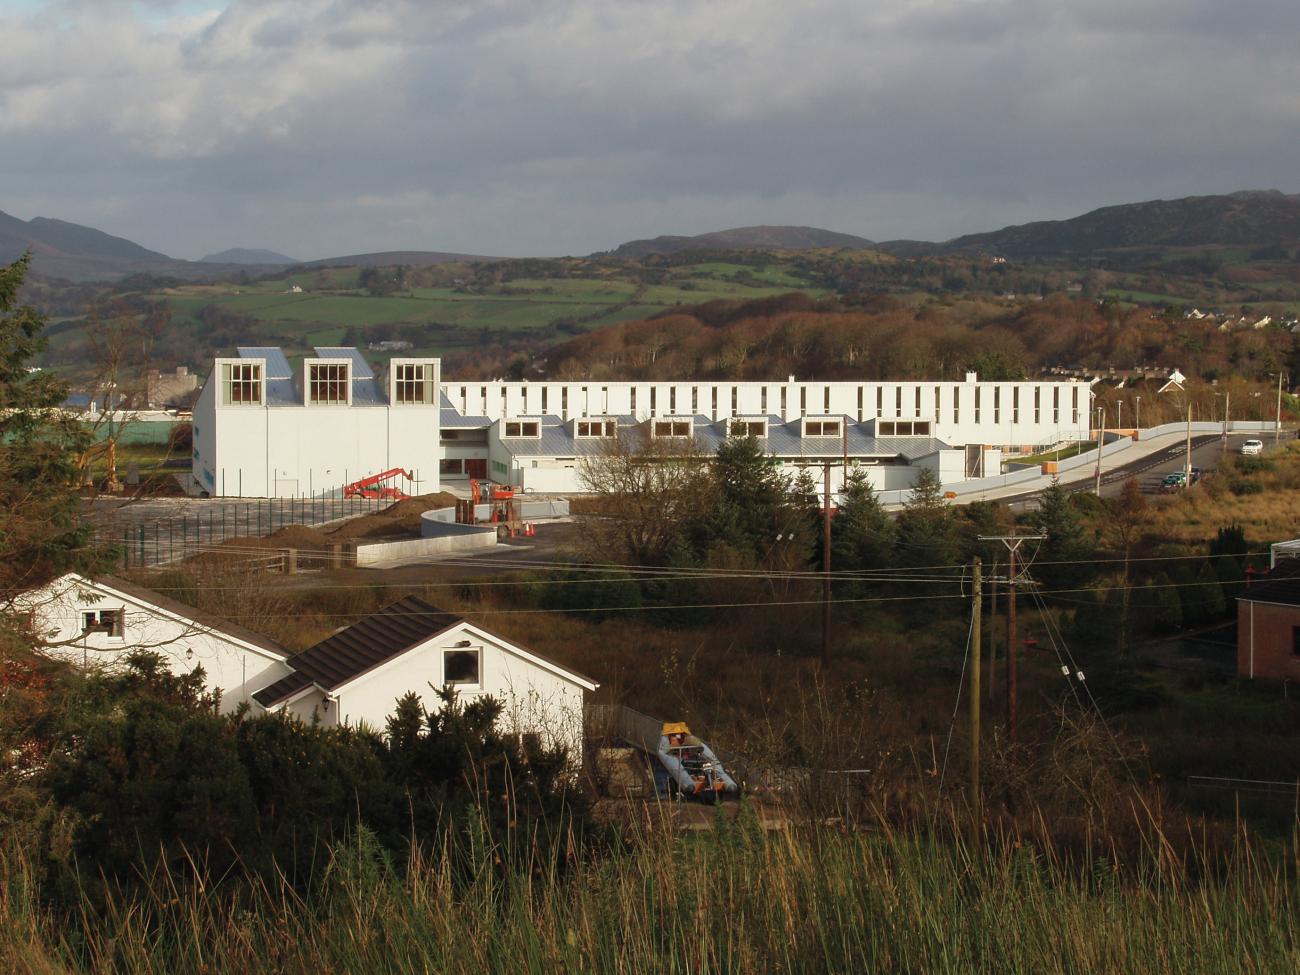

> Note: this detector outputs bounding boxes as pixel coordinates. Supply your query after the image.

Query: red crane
[344,468,413,500]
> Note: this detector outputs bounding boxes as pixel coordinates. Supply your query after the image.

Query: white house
[18,573,292,713]
[252,595,598,759]
[194,346,1094,498]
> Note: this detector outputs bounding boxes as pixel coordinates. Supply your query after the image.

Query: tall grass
[4,809,1296,974]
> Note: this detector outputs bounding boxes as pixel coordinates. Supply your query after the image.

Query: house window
[975,388,982,423]
[953,389,960,424]
[221,363,261,405]
[669,388,677,412]
[309,363,349,404]
[650,388,657,415]
[934,386,941,420]
[443,648,481,686]
[857,387,863,422]
[915,387,922,416]
[876,388,883,419]
[440,458,464,475]
[693,387,700,414]
[394,363,433,404]
[441,430,459,440]
[878,421,932,437]
[994,387,1001,424]
[542,387,549,413]
[82,609,124,638]
[824,388,830,412]
[504,420,541,438]
[895,388,902,417]
[577,419,617,438]
[652,420,692,438]
[561,388,569,414]
[804,419,841,437]
[800,388,807,416]
[732,388,738,414]
[780,388,787,415]
[1053,388,1060,423]
[761,388,768,413]
[1072,386,1079,425]
[729,419,767,438]
[1012,387,1020,423]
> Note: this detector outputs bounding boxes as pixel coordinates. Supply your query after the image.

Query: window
[652,420,692,438]
[729,419,767,438]
[824,388,830,412]
[577,419,617,438]
[953,389,960,424]
[221,362,261,405]
[934,386,941,420]
[443,648,481,685]
[630,387,636,414]
[309,363,349,404]
[800,388,807,416]
[895,387,902,417]
[504,420,541,438]
[780,388,787,415]
[1012,387,1020,423]
[732,387,738,414]
[994,387,1001,424]
[561,388,568,414]
[669,387,677,412]
[1034,387,1041,423]
[857,387,863,422]
[440,458,464,475]
[878,420,932,437]
[82,609,124,638]
[441,430,459,440]
[761,387,768,413]
[542,387,549,413]
[975,388,982,423]
[394,363,433,404]
[1053,388,1060,423]
[692,387,699,414]
[915,387,922,416]
[804,419,841,437]
[650,388,657,415]
[876,387,883,419]
[1072,387,1080,425]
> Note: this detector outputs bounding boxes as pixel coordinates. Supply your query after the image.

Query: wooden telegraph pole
[978,534,1044,745]
[970,557,982,848]
[822,460,832,669]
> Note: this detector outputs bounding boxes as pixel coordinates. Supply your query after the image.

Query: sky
[2,0,1299,261]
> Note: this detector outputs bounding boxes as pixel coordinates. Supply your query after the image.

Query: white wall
[22,576,291,713]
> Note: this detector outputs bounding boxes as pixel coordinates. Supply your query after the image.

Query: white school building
[192,346,1094,498]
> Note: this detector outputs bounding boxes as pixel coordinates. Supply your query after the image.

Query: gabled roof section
[1238,558,1300,608]
[40,573,289,661]
[267,596,461,698]
[238,346,296,405]
[314,347,387,405]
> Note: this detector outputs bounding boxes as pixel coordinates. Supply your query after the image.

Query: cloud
[1,0,1298,258]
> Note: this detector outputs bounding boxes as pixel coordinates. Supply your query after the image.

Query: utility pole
[1277,371,1286,444]
[970,557,982,848]
[979,534,1044,746]
[987,555,998,703]
[822,460,832,669]
[1185,401,1193,481]
[1093,406,1106,496]
[1222,391,1230,456]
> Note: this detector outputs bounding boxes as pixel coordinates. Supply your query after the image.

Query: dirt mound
[324,492,460,541]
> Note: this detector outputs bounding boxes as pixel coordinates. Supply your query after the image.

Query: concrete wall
[22,576,290,713]
[1238,599,1300,681]
[356,520,496,565]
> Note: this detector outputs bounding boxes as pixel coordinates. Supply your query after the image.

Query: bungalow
[253,595,598,759]
[18,573,292,712]
[1236,557,1300,681]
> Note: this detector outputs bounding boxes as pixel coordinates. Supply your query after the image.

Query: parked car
[1161,472,1187,492]
[1189,467,1202,484]
[1240,439,1264,456]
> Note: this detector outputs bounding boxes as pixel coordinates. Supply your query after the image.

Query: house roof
[253,594,598,708]
[1238,558,1300,608]
[48,573,289,661]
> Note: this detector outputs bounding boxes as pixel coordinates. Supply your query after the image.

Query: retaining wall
[355,518,496,566]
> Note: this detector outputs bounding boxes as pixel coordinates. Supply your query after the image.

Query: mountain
[892,190,1300,259]
[200,248,298,265]
[611,225,875,258]
[0,209,182,280]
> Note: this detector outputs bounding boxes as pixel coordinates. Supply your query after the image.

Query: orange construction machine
[344,468,413,500]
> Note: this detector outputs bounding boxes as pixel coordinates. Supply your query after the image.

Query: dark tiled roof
[1239,558,1300,607]
[256,596,461,705]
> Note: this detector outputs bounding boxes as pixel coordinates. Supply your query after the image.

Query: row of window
[221,362,435,406]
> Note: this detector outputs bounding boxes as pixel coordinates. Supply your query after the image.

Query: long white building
[192,347,1093,497]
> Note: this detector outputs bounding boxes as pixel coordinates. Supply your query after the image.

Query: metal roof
[315,347,386,405]
[238,347,297,405]
[1238,558,1300,608]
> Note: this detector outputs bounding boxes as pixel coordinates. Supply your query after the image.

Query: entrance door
[465,459,488,479]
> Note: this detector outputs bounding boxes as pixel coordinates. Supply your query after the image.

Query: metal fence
[91,495,386,570]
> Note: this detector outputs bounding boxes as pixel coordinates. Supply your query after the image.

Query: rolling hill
[611,225,875,258]
[893,190,1300,259]
[200,248,298,265]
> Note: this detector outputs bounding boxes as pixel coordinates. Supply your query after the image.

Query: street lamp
[1117,399,1123,429]
[1135,396,1142,431]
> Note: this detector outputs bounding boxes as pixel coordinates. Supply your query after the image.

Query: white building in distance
[192,347,1094,497]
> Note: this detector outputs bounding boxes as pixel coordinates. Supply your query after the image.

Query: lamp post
[1135,396,1142,431]
[1276,371,1286,444]
[1117,399,1123,430]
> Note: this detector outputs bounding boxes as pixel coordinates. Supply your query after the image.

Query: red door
[465,459,488,479]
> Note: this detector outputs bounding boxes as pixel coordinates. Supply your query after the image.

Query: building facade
[193,347,1094,497]
[1237,556,1300,681]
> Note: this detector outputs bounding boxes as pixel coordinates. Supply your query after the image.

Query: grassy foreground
[4,810,1297,974]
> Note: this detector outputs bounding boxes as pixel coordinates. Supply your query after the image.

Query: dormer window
[803,419,842,437]
[393,361,436,404]
[577,419,617,438]
[504,420,542,438]
[652,419,692,438]
[308,362,349,404]
[221,362,262,405]
[878,420,932,436]
[728,419,767,438]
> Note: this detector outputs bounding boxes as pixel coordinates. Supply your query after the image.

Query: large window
[443,647,481,686]
[82,608,124,638]
[804,419,841,437]
[309,363,349,404]
[504,420,541,438]
[440,458,464,475]
[652,419,692,438]
[394,363,434,404]
[729,419,767,438]
[221,362,261,405]
[878,420,932,437]
[577,419,617,438]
